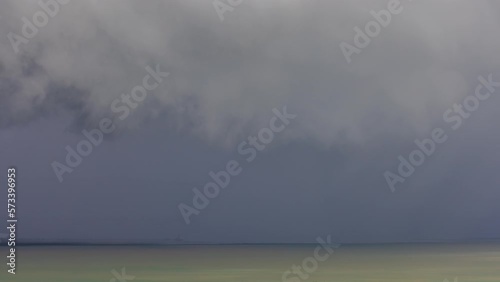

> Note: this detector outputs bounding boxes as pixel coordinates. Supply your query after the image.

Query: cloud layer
[2,0,500,243]
[2,0,500,148]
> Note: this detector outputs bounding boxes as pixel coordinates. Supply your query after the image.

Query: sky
[0,0,500,244]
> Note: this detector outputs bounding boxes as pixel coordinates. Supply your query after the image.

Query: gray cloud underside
[1,0,499,146]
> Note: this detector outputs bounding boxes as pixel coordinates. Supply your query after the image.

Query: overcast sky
[1,0,500,244]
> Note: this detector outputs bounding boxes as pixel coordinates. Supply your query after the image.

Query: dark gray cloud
[0,0,500,243]
[4,0,499,145]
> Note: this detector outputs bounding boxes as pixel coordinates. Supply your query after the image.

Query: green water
[1,243,500,282]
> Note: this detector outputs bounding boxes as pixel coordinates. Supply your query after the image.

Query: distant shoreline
[2,239,500,247]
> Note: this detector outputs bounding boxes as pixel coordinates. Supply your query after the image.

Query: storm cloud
[1,0,500,243]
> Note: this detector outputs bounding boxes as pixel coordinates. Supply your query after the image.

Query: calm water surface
[2,243,500,282]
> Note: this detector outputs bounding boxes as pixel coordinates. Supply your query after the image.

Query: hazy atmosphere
[1,0,500,245]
